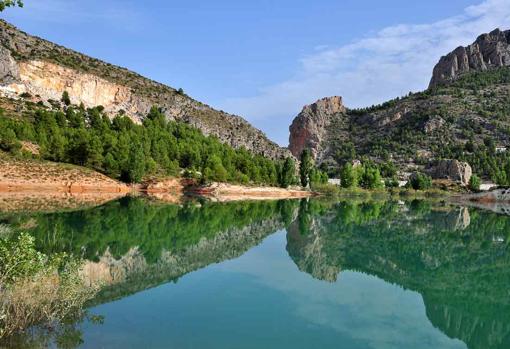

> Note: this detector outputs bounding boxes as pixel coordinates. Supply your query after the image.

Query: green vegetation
[340,163,358,188]
[3,198,299,263]
[0,98,296,186]
[469,174,481,192]
[288,199,510,349]
[445,145,510,186]
[299,149,328,188]
[0,225,96,339]
[299,149,313,187]
[359,165,384,189]
[339,162,385,190]
[322,67,510,184]
[408,172,433,190]
[278,157,297,188]
[0,0,23,11]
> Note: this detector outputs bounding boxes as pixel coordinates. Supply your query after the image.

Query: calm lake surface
[2,197,510,349]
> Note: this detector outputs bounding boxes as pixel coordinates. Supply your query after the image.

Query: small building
[480,183,498,191]
[496,146,507,154]
[328,178,341,186]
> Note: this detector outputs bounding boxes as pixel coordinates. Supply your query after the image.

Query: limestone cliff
[288,96,345,160]
[0,20,290,160]
[429,28,510,88]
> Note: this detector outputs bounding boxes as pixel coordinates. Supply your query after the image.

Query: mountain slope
[288,28,510,181]
[0,20,290,160]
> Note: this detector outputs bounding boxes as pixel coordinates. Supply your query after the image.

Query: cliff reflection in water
[286,199,510,349]
[4,197,299,303]
[3,197,510,349]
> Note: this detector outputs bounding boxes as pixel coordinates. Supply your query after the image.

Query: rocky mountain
[288,96,345,162]
[0,20,290,160]
[430,28,510,88]
[288,28,510,180]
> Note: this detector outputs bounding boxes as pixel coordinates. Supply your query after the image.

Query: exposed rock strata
[430,28,510,88]
[288,96,345,159]
[288,29,510,176]
[0,20,290,160]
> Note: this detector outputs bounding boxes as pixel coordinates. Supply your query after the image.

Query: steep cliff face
[430,28,510,88]
[288,96,345,159]
[0,20,290,160]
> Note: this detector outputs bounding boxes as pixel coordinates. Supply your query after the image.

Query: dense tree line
[0,96,298,186]
[339,161,389,190]
[7,198,300,263]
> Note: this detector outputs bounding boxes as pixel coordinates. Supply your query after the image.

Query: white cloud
[219,0,510,146]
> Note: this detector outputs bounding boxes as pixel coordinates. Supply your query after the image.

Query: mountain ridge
[0,19,291,160]
[288,28,510,182]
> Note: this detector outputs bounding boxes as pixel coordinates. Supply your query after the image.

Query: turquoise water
[2,198,510,348]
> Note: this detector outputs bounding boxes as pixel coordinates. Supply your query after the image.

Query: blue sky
[2,0,510,145]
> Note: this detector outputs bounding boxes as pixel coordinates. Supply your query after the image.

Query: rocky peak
[288,96,345,159]
[429,28,510,88]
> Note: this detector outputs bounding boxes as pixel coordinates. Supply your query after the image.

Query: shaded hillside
[0,20,290,160]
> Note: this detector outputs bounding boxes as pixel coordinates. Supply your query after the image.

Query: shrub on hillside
[469,174,481,192]
[408,172,433,190]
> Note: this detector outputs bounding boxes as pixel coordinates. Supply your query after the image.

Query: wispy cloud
[219,0,510,145]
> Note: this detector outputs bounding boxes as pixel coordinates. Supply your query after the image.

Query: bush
[469,174,481,192]
[385,177,399,188]
[0,232,97,339]
[340,164,358,188]
[61,91,71,106]
[408,172,433,190]
[359,166,383,189]
[0,128,21,153]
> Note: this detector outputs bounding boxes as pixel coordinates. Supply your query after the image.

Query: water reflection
[286,199,510,349]
[1,197,510,348]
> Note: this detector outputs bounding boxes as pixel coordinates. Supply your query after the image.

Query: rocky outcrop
[423,115,445,134]
[429,28,510,88]
[288,96,345,159]
[427,159,472,186]
[0,20,290,160]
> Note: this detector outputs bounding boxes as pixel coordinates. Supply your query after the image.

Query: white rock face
[5,60,143,118]
[0,19,291,160]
